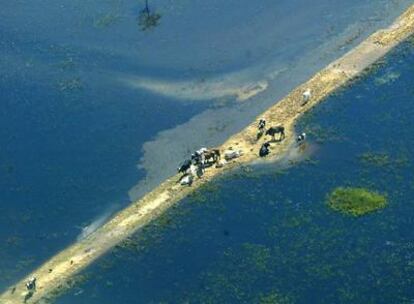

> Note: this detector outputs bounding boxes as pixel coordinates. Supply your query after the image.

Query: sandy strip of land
[2,5,414,304]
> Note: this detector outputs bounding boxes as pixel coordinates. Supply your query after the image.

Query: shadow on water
[0,0,210,290]
[56,40,414,303]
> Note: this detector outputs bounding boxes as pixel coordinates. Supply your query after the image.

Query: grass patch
[327,187,387,217]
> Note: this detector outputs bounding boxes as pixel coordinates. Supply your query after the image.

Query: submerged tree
[138,0,161,31]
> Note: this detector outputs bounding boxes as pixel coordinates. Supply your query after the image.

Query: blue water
[1,0,413,297]
[0,0,209,289]
[57,41,414,303]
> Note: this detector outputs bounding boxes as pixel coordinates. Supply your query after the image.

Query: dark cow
[266,126,285,141]
[178,159,192,173]
[259,142,271,157]
[204,149,221,163]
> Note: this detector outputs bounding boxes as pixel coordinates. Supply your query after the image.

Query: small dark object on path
[257,118,266,140]
[204,149,221,164]
[178,159,192,173]
[26,277,36,291]
[259,142,271,157]
[266,126,285,141]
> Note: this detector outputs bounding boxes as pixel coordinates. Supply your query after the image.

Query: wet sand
[2,5,414,304]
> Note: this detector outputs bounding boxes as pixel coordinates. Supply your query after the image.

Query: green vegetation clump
[327,187,387,216]
[358,152,409,169]
[359,152,390,167]
[188,182,221,204]
[303,123,342,144]
[258,292,292,304]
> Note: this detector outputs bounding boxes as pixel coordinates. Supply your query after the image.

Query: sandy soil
[2,5,414,304]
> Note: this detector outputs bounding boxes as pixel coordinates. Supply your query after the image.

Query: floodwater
[57,41,414,303]
[0,0,413,297]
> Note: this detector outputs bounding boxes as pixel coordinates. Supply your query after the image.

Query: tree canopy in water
[138,0,161,31]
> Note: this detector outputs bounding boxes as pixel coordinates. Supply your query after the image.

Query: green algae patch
[258,292,293,304]
[327,187,387,216]
[359,152,390,167]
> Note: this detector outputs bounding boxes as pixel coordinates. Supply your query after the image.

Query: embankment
[2,5,414,304]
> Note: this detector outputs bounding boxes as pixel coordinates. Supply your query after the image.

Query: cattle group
[177,114,308,186]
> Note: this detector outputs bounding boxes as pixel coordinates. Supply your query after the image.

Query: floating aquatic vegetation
[257,291,293,304]
[58,77,83,92]
[327,187,387,216]
[93,13,120,29]
[304,123,342,144]
[240,243,272,272]
[198,240,298,302]
[179,243,278,303]
[358,152,390,167]
[374,71,400,86]
[358,152,410,173]
[187,181,221,204]
[281,214,312,229]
